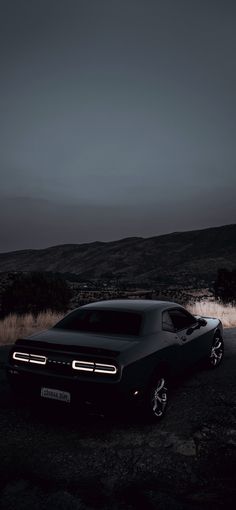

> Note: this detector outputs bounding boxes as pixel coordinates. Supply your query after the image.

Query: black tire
[206,332,224,369]
[143,375,169,422]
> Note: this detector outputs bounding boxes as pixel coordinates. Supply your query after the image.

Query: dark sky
[0,0,236,252]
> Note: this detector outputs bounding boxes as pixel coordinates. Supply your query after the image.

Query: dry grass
[0,311,63,345]
[0,300,235,345]
[187,300,236,328]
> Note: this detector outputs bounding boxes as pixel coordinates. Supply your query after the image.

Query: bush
[1,272,72,317]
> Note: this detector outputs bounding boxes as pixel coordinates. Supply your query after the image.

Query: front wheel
[143,375,169,421]
[206,333,224,369]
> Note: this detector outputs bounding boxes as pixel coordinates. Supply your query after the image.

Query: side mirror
[197,317,207,327]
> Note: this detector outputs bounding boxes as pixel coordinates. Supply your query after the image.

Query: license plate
[40,387,71,403]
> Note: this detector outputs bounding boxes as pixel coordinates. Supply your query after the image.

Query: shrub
[1,272,72,317]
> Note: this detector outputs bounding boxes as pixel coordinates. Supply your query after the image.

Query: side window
[162,311,175,332]
[168,309,197,331]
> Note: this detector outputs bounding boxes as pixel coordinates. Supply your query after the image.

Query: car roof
[80,299,182,312]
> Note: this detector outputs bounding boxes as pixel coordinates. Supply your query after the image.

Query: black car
[7,299,224,420]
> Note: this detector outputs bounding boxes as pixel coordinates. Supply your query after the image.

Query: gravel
[0,329,236,509]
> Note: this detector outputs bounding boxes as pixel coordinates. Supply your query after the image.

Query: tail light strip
[12,352,117,374]
[72,360,117,374]
[13,352,47,365]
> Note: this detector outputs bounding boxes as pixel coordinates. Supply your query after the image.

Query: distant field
[0,310,63,345]
[0,300,235,345]
[187,300,236,328]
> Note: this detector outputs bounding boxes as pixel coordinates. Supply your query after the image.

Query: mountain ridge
[0,223,236,286]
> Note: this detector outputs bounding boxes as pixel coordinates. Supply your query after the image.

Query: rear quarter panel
[118,331,181,392]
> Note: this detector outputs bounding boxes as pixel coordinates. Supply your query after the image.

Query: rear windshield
[53,309,142,336]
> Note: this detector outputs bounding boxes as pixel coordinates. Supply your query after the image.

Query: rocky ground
[0,329,235,509]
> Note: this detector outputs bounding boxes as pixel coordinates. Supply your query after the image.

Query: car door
[168,308,202,368]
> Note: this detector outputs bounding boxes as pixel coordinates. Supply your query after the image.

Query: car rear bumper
[6,365,143,411]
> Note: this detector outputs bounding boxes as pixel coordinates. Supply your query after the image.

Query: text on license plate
[40,387,71,403]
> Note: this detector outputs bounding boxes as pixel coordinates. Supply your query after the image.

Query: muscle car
[7,299,224,421]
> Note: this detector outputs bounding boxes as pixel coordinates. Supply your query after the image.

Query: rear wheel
[144,375,168,421]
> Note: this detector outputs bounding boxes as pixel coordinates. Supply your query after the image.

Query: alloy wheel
[151,377,168,418]
[209,335,224,367]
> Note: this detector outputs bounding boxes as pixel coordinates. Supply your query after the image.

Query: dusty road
[0,329,235,509]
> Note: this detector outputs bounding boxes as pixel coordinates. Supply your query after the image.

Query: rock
[175,439,197,457]
[164,434,197,456]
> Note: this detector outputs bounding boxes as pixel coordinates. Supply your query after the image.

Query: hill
[0,224,236,287]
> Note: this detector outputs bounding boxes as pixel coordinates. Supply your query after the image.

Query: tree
[1,272,72,317]
[213,268,236,303]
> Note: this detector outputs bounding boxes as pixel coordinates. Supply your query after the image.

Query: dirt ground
[0,329,235,510]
